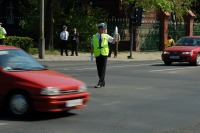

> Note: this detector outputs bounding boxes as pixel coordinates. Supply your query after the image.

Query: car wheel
[195,54,200,66]
[164,61,172,66]
[8,93,32,117]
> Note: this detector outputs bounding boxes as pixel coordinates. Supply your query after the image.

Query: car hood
[6,69,84,89]
[165,46,200,52]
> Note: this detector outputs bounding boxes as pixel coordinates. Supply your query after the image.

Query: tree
[45,0,53,50]
[124,0,197,53]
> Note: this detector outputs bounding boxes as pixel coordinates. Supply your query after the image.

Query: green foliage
[52,1,107,52]
[4,36,34,52]
[124,0,197,20]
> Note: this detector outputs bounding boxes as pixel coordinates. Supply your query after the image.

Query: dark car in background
[0,45,90,118]
[162,36,200,66]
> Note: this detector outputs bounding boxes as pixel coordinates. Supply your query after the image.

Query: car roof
[0,45,20,50]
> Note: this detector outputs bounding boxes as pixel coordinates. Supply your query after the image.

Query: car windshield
[0,49,46,71]
[175,38,200,46]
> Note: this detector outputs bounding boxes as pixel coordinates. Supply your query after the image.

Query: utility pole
[128,7,143,58]
[39,0,45,59]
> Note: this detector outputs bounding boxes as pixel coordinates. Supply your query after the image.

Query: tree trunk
[45,0,53,50]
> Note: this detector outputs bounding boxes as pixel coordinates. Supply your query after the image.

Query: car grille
[169,51,182,55]
[61,90,79,94]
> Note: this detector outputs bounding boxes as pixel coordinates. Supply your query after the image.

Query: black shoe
[94,83,105,88]
[95,84,102,88]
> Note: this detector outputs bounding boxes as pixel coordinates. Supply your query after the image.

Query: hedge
[4,36,33,52]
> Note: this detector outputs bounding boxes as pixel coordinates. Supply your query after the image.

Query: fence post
[158,10,170,50]
[184,10,195,36]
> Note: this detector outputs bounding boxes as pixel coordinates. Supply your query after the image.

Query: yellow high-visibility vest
[0,27,5,39]
[92,34,109,57]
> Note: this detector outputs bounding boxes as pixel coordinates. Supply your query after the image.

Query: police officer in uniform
[0,22,7,45]
[91,23,114,88]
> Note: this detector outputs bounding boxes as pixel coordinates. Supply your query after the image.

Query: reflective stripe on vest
[0,28,5,39]
[92,34,109,57]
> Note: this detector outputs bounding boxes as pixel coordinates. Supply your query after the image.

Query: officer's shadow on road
[0,110,77,121]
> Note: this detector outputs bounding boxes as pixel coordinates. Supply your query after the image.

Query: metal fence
[168,21,186,42]
[106,17,200,51]
[193,22,200,36]
[139,21,160,51]
[106,17,130,41]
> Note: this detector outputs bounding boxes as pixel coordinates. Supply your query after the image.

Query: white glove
[90,54,94,62]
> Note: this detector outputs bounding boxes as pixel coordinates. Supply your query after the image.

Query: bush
[4,36,34,52]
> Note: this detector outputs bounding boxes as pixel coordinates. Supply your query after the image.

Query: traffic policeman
[0,22,7,45]
[91,23,114,88]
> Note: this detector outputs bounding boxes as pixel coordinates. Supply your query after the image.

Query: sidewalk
[33,51,162,61]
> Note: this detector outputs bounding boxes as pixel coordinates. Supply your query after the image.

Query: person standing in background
[60,25,69,56]
[90,23,115,88]
[0,22,7,45]
[71,28,79,56]
[166,35,175,47]
[108,26,120,58]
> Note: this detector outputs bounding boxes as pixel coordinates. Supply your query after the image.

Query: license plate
[66,99,83,107]
[170,56,179,59]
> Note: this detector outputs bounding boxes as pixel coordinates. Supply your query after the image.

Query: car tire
[8,93,32,118]
[164,61,172,66]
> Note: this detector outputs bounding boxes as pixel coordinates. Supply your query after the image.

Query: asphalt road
[1,60,200,133]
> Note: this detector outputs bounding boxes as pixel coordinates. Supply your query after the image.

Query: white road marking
[73,63,158,71]
[149,66,200,72]
[0,123,8,126]
[102,101,122,106]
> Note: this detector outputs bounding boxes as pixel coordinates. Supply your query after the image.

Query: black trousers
[108,43,118,57]
[71,40,78,56]
[95,55,108,85]
[61,40,68,56]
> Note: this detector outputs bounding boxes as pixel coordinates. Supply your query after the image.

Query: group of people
[60,25,120,58]
[60,26,79,56]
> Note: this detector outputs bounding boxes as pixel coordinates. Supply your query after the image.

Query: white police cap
[98,23,107,29]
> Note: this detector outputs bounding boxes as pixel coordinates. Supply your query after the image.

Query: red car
[162,36,200,66]
[0,45,90,117]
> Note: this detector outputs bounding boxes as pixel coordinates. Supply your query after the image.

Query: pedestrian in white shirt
[60,25,69,56]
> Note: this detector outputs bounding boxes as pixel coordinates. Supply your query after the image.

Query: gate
[193,22,200,36]
[106,17,130,51]
[139,21,160,51]
[168,21,186,42]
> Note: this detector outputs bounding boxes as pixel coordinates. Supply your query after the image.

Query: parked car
[162,36,200,66]
[0,45,90,117]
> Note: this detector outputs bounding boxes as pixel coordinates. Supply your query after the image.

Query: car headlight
[182,52,193,55]
[163,51,170,54]
[40,87,61,95]
[78,85,87,92]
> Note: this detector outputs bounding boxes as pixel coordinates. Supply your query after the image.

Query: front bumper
[32,92,90,112]
[162,54,196,62]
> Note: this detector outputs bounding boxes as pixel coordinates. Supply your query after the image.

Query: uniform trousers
[95,54,107,85]
[61,40,68,56]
